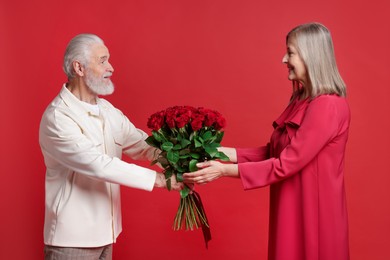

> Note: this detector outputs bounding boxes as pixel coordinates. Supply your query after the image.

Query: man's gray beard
[85,70,115,96]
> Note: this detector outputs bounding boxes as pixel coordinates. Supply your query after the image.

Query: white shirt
[39,84,157,247]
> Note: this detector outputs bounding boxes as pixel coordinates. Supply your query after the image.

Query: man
[39,34,182,260]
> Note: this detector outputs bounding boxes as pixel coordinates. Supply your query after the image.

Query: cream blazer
[39,85,157,247]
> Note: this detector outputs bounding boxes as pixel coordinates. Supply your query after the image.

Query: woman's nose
[282,54,288,63]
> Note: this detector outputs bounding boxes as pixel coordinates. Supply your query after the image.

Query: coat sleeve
[117,111,159,162]
[239,96,346,189]
[39,108,156,191]
[236,144,270,163]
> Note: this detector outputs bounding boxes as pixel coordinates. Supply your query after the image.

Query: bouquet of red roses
[146,105,228,247]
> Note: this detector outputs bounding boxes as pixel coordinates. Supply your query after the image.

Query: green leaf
[167,150,179,164]
[215,131,224,143]
[173,144,182,150]
[176,173,183,182]
[216,151,230,161]
[162,142,174,151]
[190,153,200,159]
[175,164,186,173]
[164,169,172,190]
[189,159,198,172]
[179,149,190,155]
[180,138,191,148]
[180,186,190,198]
[194,137,203,148]
[201,131,212,141]
[152,131,164,142]
[204,142,220,149]
[164,169,173,178]
[205,147,218,158]
[145,136,159,148]
[166,178,172,190]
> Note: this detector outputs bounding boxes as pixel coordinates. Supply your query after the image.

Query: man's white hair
[63,34,104,79]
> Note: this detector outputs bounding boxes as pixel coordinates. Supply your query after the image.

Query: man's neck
[66,79,97,105]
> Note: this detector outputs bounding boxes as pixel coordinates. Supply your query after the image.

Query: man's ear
[72,61,84,76]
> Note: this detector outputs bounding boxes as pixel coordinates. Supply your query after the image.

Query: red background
[1,0,389,259]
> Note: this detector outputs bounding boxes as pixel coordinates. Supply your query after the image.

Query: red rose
[175,106,192,128]
[191,118,204,131]
[190,109,205,131]
[147,106,225,132]
[147,111,165,131]
[214,115,226,130]
[165,107,178,129]
[204,110,217,127]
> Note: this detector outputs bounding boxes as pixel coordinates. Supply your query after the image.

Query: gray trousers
[44,244,112,260]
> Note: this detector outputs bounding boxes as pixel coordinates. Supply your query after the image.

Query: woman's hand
[183,161,239,185]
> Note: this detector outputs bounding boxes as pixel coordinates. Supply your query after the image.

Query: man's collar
[60,83,104,116]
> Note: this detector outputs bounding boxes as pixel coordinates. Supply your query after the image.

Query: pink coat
[237,94,350,260]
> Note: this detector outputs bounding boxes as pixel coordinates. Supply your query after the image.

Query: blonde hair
[287,23,346,97]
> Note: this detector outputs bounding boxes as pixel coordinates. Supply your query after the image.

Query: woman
[183,23,350,260]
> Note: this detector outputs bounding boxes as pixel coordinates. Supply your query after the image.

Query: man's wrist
[154,173,166,188]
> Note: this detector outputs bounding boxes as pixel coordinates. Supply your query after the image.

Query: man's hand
[154,173,184,191]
